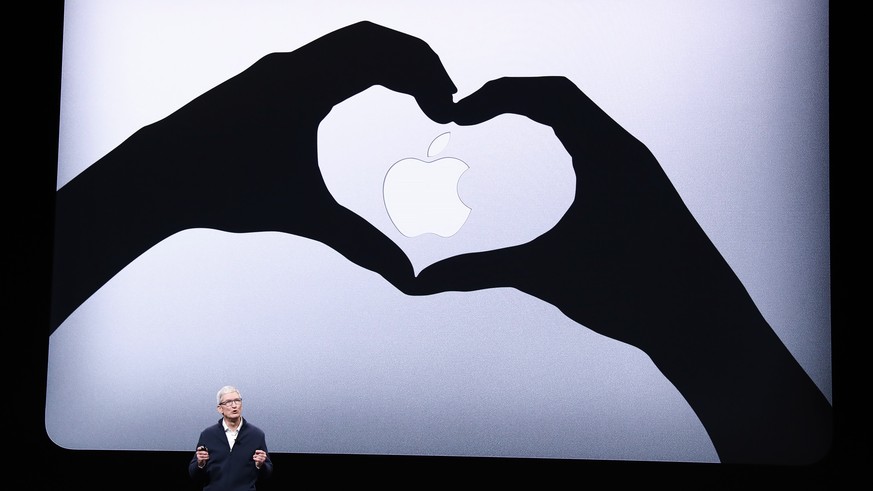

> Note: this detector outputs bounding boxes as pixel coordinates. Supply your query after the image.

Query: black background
[20,2,850,488]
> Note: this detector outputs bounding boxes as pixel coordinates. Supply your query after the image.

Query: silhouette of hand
[51,21,456,330]
[409,76,832,465]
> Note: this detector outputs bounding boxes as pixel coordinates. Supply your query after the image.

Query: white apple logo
[382,132,471,238]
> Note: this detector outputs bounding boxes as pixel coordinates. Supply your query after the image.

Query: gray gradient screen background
[47,1,829,464]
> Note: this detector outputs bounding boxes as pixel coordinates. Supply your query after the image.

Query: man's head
[216,385,243,419]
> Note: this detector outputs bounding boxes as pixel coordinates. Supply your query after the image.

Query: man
[189,386,273,490]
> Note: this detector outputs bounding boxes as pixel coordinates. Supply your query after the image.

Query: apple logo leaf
[427,132,451,157]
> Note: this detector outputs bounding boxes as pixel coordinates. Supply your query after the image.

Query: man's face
[217,393,243,418]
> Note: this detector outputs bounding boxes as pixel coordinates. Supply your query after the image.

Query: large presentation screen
[47,0,830,466]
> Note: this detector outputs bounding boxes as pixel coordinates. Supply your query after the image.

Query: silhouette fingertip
[416,94,456,124]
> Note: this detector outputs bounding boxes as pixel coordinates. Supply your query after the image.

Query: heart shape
[318,85,574,274]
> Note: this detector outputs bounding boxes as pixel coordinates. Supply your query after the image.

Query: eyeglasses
[218,398,243,407]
